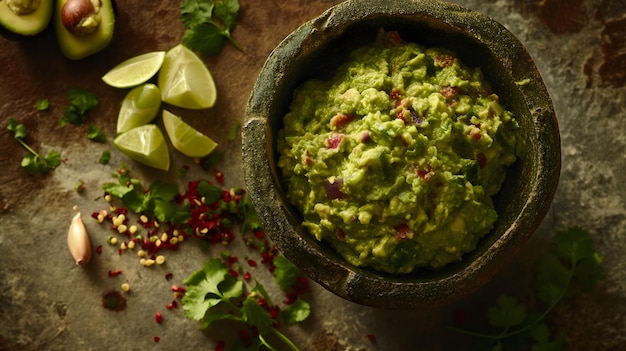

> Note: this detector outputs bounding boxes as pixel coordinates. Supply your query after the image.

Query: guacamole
[277,31,518,274]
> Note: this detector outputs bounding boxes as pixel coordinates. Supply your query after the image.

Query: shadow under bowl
[242,0,560,309]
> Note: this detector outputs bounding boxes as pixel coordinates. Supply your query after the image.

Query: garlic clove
[67,212,92,265]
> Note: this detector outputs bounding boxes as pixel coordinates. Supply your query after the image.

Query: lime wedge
[162,110,217,158]
[113,125,170,171]
[117,84,162,134]
[158,44,217,109]
[102,51,166,88]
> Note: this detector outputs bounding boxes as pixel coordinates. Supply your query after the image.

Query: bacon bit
[436,54,455,68]
[302,151,313,165]
[441,86,459,101]
[107,269,123,277]
[389,88,401,101]
[470,128,482,140]
[417,165,434,181]
[330,113,354,130]
[394,223,414,240]
[476,153,487,169]
[325,133,344,149]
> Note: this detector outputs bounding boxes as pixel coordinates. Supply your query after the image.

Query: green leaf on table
[487,294,527,329]
[273,255,300,290]
[241,298,273,336]
[282,297,311,325]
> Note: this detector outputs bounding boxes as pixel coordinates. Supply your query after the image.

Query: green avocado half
[0,0,53,36]
[54,0,115,60]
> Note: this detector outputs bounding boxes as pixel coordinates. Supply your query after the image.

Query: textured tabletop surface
[1,0,624,350]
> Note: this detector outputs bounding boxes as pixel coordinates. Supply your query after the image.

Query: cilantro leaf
[7,117,27,139]
[179,0,242,56]
[534,253,572,306]
[183,24,226,57]
[180,0,215,27]
[214,0,239,30]
[7,117,61,174]
[281,298,311,325]
[487,294,527,329]
[61,88,98,126]
[241,298,274,336]
[35,99,49,111]
[87,125,106,142]
[552,226,596,263]
[273,255,300,290]
[99,150,111,164]
[197,180,222,203]
[182,259,243,321]
[573,254,605,292]
[529,323,565,351]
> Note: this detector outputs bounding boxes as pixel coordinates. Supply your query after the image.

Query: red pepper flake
[165,272,174,281]
[243,272,252,281]
[228,268,239,277]
[155,311,163,324]
[95,245,102,254]
[215,340,225,351]
[153,336,160,343]
[366,333,376,342]
[452,307,466,326]
[247,259,257,267]
[107,269,123,277]
[166,300,178,310]
[214,169,224,184]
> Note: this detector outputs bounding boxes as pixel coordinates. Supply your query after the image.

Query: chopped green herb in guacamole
[277,31,518,274]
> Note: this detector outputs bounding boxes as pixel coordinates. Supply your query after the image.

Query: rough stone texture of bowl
[242,0,560,309]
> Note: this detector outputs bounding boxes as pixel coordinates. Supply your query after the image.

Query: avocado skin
[0,0,54,36]
[54,0,115,60]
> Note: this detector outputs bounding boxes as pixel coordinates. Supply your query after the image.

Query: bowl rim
[243,0,560,309]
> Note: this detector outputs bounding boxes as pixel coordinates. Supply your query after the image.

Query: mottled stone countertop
[1,0,624,350]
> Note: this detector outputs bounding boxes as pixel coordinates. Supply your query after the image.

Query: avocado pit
[61,0,101,35]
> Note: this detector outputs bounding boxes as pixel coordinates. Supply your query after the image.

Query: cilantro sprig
[180,0,242,56]
[182,257,310,351]
[451,227,605,350]
[60,88,99,127]
[6,117,61,174]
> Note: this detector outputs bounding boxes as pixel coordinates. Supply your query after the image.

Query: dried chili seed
[155,312,163,324]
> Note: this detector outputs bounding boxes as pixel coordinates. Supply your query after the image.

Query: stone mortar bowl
[242,0,560,309]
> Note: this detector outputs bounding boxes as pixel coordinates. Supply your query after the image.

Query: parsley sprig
[182,256,310,351]
[451,227,605,350]
[180,0,242,56]
[6,117,61,174]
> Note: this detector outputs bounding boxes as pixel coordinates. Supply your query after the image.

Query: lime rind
[113,124,170,170]
[102,51,166,89]
[162,110,217,158]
